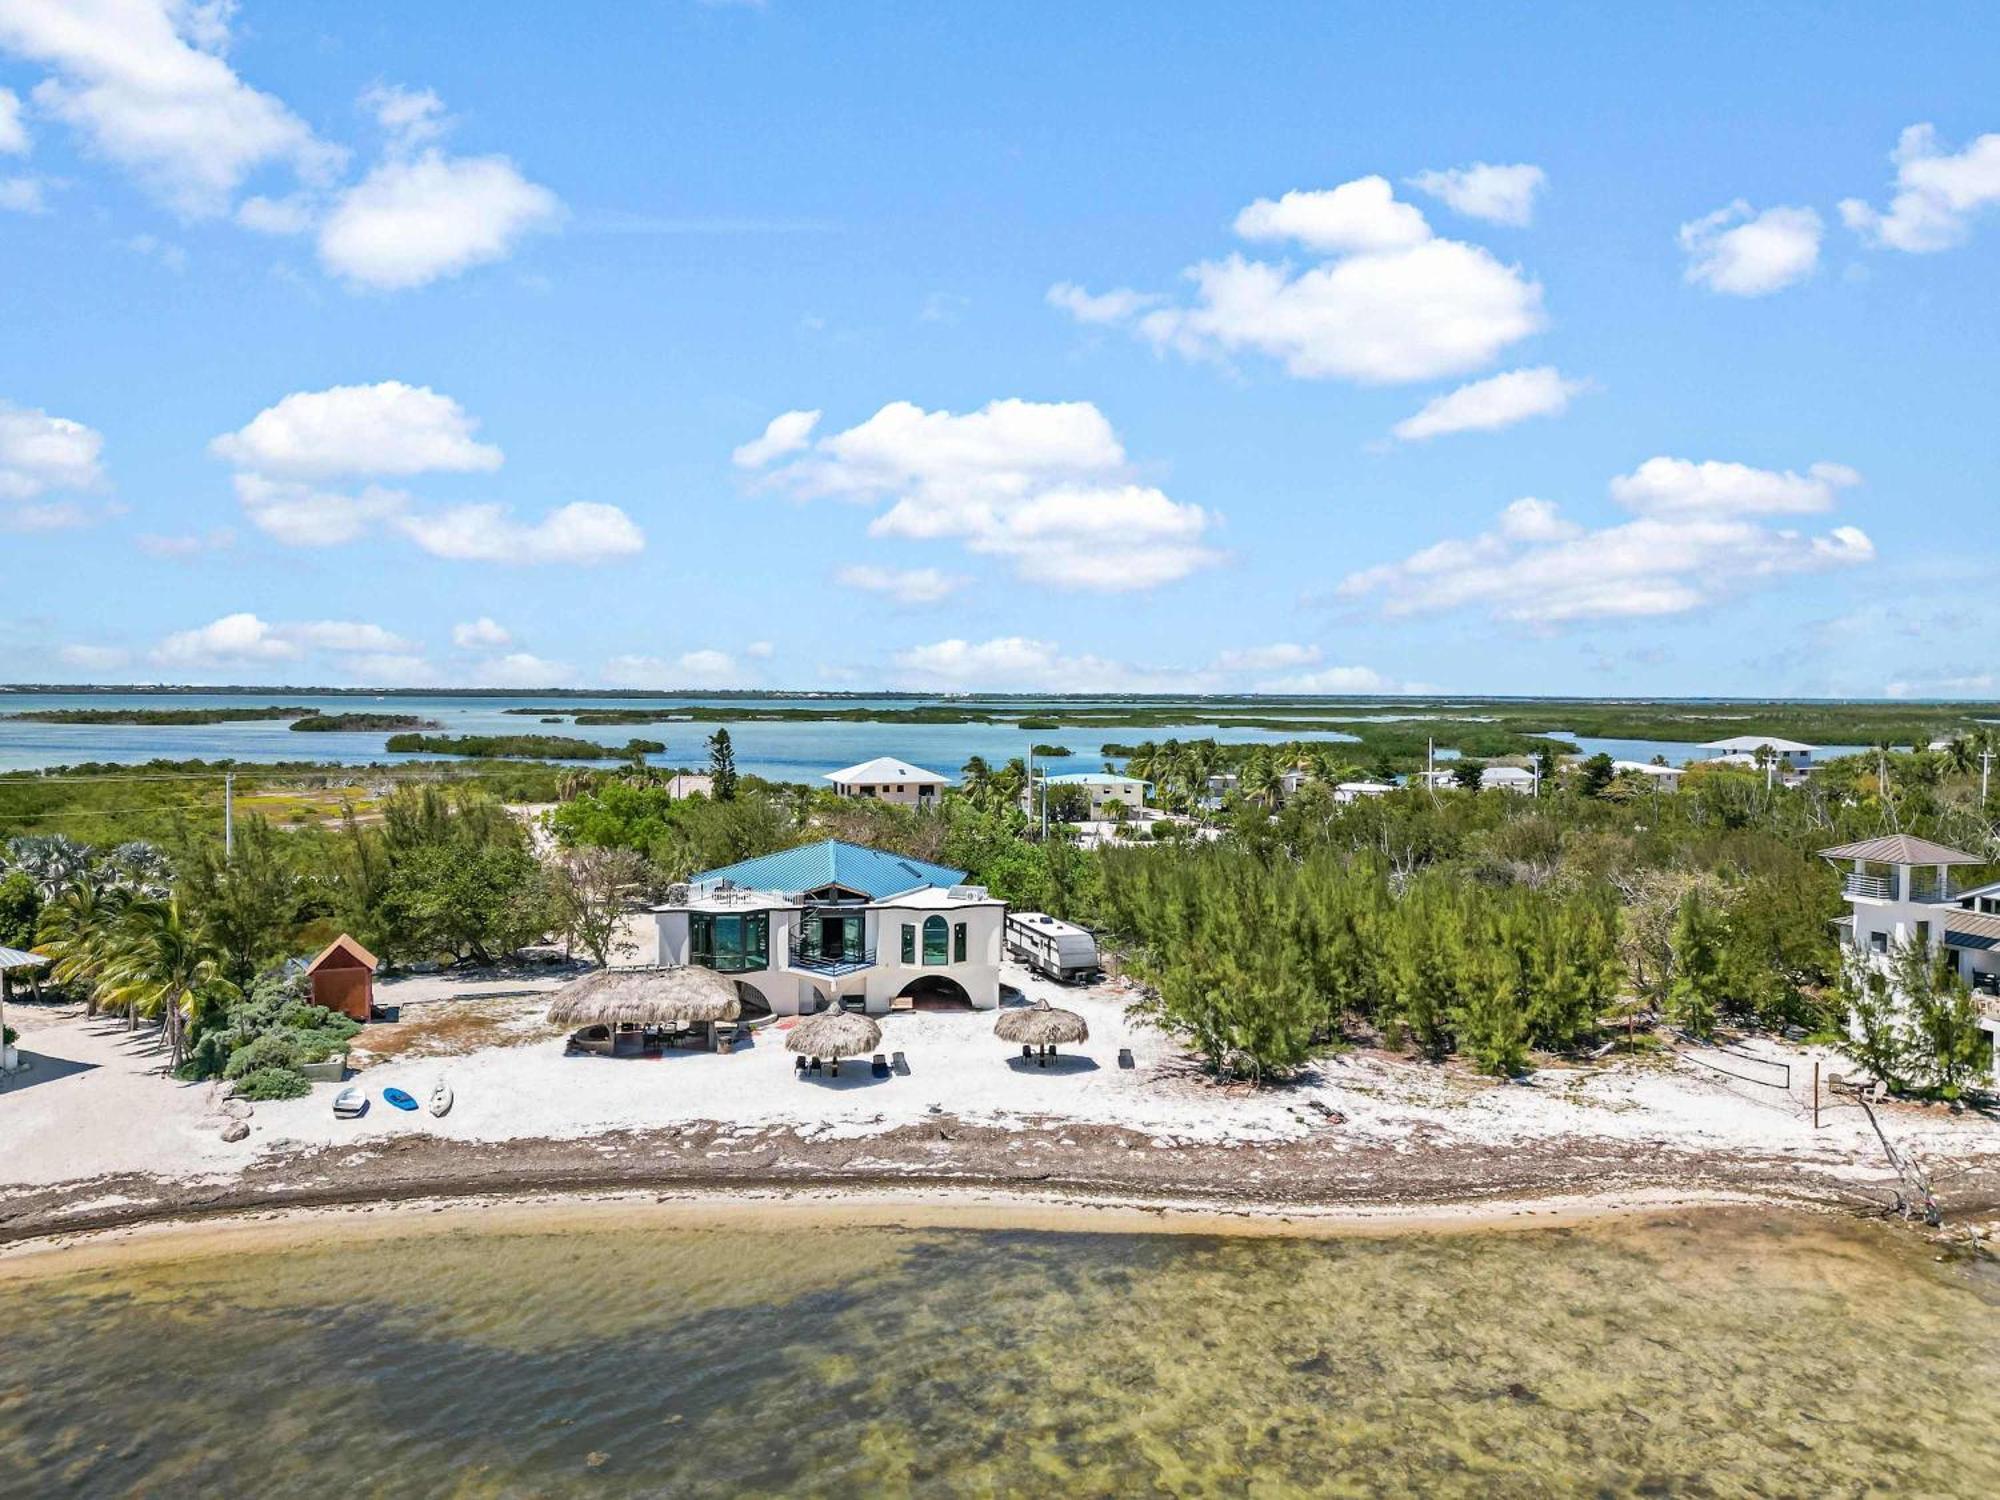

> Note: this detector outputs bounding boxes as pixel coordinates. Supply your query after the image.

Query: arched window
[922,915,949,965]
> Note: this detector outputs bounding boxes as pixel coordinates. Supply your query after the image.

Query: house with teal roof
[634,839,1004,1017]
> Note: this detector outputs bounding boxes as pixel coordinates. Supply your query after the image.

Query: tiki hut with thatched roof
[548,966,742,1055]
[995,1001,1088,1065]
[785,1009,882,1076]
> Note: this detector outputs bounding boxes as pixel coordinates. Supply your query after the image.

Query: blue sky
[2,1,1997,697]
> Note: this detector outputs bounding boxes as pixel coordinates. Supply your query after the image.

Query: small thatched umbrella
[548,966,740,1039]
[995,1001,1088,1065]
[785,1010,882,1076]
[0,945,50,1076]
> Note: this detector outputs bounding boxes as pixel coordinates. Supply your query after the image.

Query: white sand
[4,962,1996,1198]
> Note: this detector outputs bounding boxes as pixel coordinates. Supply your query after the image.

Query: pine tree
[706,728,738,802]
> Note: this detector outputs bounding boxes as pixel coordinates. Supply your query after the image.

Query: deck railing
[1842,873,1894,901]
[787,941,877,976]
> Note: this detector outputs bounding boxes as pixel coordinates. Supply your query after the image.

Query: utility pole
[224,772,234,862]
[1982,747,1994,805]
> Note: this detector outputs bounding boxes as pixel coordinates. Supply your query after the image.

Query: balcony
[1842,873,1894,901]
[787,940,876,976]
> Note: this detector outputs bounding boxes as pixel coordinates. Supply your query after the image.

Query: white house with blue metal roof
[635,839,1004,1017]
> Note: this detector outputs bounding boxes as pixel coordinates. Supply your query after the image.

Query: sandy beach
[4,961,1998,1247]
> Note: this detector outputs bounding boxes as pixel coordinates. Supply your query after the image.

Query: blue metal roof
[1946,928,2000,951]
[692,840,968,901]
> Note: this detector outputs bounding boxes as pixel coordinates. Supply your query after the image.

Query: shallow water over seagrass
[0,1208,1994,1497]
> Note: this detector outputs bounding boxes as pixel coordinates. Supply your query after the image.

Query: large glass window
[901,924,915,964]
[923,915,948,965]
[953,922,967,963]
[690,911,769,973]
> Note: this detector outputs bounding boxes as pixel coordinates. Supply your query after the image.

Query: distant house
[1824,834,2000,1087]
[1612,760,1682,792]
[1026,771,1151,819]
[1698,735,1817,769]
[639,839,1002,1016]
[824,756,949,807]
[1414,765,1537,794]
[1332,780,1396,804]
[306,934,377,1021]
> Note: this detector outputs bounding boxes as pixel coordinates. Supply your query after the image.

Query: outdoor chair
[808,1057,822,1076]
[795,1055,808,1076]
[891,1050,909,1076]
[871,1053,889,1078]
[1118,1047,1135,1070]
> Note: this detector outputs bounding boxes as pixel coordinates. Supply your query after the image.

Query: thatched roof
[994,1002,1088,1047]
[785,1010,882,1059]
[547,967,741,1027]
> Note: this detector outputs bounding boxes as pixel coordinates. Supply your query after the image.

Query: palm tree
[33,882,129,1018]
[959,755,993,810]
[1942,735,1977,779]
[5,835,93,899]
[96,897,236,1072]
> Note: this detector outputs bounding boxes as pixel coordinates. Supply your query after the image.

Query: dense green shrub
[232,1066,311,1101]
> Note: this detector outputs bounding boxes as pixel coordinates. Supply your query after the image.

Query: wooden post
[1813,1060,1820,1130]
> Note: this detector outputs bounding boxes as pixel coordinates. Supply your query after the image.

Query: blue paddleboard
[383,1087,419,1112]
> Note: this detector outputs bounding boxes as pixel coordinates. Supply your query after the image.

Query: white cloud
[361,83,447,149]
[0,174,45,212]
[1407,163,1547,226]
[1678,201,1822,295]
[0,0,341,218]
[600,650,742,689]
[1607,456,1859,517]
[893,636,1408,694]
[757,398,1218,591]
[1044,282,1165,325]
[1053,176,1545,384]
[213,382,639,561]
[1211,642,1320,673]
[834,564,966,604]
[123,231,186,270]
[58,643,130,673]
[473,651,573,688]
[744,640,774,659]
[136,525,233,558]
[211,381,504,481]
[318,149,560,290]
[0,399,105,500]
[1841,124,2000,253]
[1261,664,1398,694]
[452,616,513,649]
[0,86,26,153]
[151,612,425,669]
[1390,366,1584,442]
[396,501,644,564]
[235,192,314,235]
[152,612,301,666]
[1337,457,1874,625]
[732,408,820,468]
[1232,176,1432,253]
[232,474,409,546]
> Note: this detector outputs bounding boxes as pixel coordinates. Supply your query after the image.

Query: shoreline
[0,1179,1809,1275]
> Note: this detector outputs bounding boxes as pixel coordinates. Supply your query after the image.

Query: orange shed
[306,934,378,1022]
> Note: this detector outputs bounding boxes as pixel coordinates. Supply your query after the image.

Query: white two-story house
[824,757,949,808]
[636,839,1004,1017]
[1026,771,1151,819]
[1824,833,2000,1086]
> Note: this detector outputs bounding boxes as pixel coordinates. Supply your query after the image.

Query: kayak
[383,1087,419,1112]
[427,1079,453,1118]
[332,1086,367,1118]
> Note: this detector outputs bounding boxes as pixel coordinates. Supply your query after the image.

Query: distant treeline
[5,706,314,726]
[383,733,667,760]
[290,713,439,732]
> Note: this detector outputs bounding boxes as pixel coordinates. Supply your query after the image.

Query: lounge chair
[871,1053,889,1079]
[795,1055,808,1076]
[808,1057,822,1076]
[891,1050,909,1076]
[890,994,915,1013]
[1117,1047,1135,1070]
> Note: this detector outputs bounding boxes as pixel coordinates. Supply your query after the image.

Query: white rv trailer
[1005,912,1100,983]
